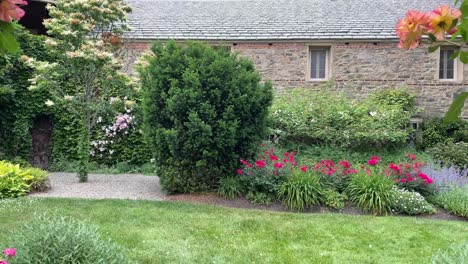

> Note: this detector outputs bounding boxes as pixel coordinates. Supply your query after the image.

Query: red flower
[255,160,267,168]
[270,155,279,161]
[407,177,414,181]
[417,173,429,180]
[425,178,434,184]
[237,169,243,175]
[291,151,297,155]
[345,169,358,174]
[274,162,284,169]
[273,171,278,176]
[300,166,308,172]
[284,152,290,157]
[261,143,266,147]
[401,178,407,183]
[367,159,379,166]
[388,163,400,171]
[247,163,253,168]
[240,159,248,165]
[407,153,417,160]
[339,160,350,168]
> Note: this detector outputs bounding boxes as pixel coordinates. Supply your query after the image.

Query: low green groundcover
[0,198,465,263]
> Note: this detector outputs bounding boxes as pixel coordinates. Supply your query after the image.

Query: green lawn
[0,198,466,263]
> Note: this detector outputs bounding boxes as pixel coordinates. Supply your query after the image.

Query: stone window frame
[437,46,463,82]
[306,45,332,81]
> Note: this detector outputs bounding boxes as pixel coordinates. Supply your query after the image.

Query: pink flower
[401,178,407,183]
[0,0,27,23]
[300,166,308,172]
[283,152,289,157]
[388,163,400,171]
[236,169,243,175]
[425,178,434,184]
[345,169,358,174]
[406,153,417,160]
[429,5,461,40]
[255,160,267,168]
[0,260,9,264]
[396,10,430,49]
[247,163,253,168]
[2,248,15,257]
[274,162,283,169]
[394,179,399,183]
[367,159,379,166]
[269,155,279,161]
[273,171,278,176]
[339,160,350,169]
[417,173,429,180]
[240,159,248,165]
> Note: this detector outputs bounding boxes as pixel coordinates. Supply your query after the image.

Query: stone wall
[126,41,468,118]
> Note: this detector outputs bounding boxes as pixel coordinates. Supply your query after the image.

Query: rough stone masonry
[124,41,468,119]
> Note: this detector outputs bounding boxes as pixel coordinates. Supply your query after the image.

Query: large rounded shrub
[139,41,273,193]
[2,215,130,264]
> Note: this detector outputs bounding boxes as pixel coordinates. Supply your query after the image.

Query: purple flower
[421,162,468,192]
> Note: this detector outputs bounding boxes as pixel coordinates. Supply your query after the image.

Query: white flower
[369,111,377,117]
[150,158,155,163]
[97,116,102,123]
[64,95,74,101]
[45,99,55,106]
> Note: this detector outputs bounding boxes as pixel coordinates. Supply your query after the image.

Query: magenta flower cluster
[1,248,16,264]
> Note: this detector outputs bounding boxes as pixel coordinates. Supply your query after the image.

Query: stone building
[124,0,467,118]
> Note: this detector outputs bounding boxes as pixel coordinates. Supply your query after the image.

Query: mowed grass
[0,198,466,263]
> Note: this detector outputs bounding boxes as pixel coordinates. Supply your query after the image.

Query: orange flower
[396,11,430,49]
[429,5,461,40]
[0,0,27,23]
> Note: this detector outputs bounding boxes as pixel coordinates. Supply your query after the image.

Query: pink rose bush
[0,247,16,264]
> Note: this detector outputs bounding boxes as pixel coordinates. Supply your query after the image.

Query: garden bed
[167,193,466,221]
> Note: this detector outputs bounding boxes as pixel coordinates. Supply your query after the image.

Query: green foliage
[0,22,20,54]
[139,41,273,193]
[369,88,416,113]
[391,187,435,215]
[218,177,244,199]
[444,92,468,124]
[0,28,55,160]
[2,214,130,264]
[0,161,48,198]
[431,243,468,264]
[433,186,468,218]
[321,188,347,210]
[428,141,468,169]
[346,172,395,215]
[246,192,272,205]
[22,167,49,191]
[420,118,467,150]
[278,170,322,211]
[271,88,415,148]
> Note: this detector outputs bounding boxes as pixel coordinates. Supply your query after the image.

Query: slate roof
[125,0,454,41]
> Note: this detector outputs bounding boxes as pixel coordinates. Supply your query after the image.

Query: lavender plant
[421,162,468,193]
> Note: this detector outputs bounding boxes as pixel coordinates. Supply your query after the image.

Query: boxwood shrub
[139,41,273,193]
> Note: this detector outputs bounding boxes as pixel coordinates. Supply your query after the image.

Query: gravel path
[30,172,165,201]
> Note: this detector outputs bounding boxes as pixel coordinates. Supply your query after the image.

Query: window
[310,47,330,80]
[439,48,456,80]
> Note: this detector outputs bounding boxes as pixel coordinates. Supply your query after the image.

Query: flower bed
[218,144,465,217]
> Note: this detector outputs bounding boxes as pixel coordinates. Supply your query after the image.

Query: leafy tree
[139,41,273,193]
[27,0,133,182]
